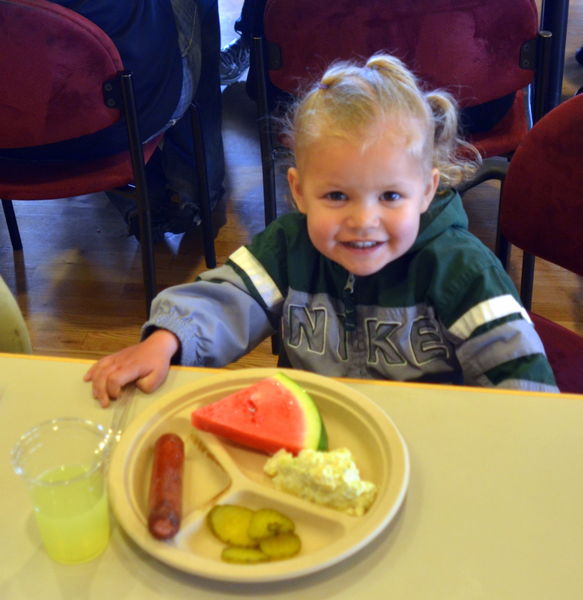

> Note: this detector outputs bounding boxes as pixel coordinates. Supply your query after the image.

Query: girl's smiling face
[288,127,439,276]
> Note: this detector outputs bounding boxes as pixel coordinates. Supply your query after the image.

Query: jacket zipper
[343,273,357,331]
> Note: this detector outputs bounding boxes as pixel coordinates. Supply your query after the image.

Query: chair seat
[531,312,583,394]
[0,136,161,200]
[469,89,530,158]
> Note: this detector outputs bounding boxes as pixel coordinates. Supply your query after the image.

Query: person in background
[219,0,262,85]
[85,53,558,406]
[0,0,225,242]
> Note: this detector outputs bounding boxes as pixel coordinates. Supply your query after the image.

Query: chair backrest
[499,93,583,276]
[263,0,539,109]
[0,0,123,148]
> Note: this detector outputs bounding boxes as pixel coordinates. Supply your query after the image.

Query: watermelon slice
[191,373,328,455]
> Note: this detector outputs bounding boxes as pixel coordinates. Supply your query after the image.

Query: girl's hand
[84,329,180,407]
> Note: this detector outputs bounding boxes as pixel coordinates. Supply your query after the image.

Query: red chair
[0,0,216,313]
[250,0,552,228]
[498,93,583,394]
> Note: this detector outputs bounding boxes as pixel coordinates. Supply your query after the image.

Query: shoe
[577,46,583,67]
[220,36,250,86]
[126,190,201,243]
[165,189,201,234]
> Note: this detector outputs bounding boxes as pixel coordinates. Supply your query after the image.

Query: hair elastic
[318,83,329,90]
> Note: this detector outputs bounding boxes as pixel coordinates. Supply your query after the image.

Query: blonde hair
[284,54,481,188]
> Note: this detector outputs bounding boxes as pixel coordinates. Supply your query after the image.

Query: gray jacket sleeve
[141,265,275,366]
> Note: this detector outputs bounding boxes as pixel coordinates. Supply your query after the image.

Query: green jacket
[146,189,557,392]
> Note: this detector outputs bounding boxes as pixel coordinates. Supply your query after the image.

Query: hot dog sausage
[148,433,184,540]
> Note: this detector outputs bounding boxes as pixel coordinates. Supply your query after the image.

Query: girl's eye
[380,191,401,202]
[325,191,347,201]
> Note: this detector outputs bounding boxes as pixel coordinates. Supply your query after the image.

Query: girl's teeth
[348,241,377,248]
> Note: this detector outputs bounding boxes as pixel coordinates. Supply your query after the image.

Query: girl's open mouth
[341,241,383,249]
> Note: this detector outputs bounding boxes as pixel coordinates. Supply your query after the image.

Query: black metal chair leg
[120,72,157,314]
[253,35,277,226]
[540,0,568,114]
[253,34,279,357]
[2,199,23,250]
[495,232,511,270]
[495,177,511,269]
[271,332,280,355]
[190,102,216,269]
[520,252,535,311]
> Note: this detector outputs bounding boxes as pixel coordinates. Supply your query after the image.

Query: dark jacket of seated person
[0,0,184,161]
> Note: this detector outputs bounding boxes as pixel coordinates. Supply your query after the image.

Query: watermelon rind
[317,417,328,451]
[273,373,328,451]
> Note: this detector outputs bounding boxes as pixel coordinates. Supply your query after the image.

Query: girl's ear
[421,168,440,213]
[287,167,307,213]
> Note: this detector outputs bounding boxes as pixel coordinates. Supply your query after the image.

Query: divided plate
[108,368,409,582]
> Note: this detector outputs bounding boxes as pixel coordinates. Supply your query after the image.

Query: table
[2,353,583,599]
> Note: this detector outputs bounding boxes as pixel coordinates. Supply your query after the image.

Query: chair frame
[540,0,569,113]
[1,2,216,314]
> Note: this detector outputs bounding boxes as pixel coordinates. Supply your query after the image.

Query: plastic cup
[11,417,111,564]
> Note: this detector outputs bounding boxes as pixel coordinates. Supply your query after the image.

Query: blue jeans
[110,0,224,230]
[163,0,225,210]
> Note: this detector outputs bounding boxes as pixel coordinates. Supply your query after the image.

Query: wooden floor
[1,0,582,370]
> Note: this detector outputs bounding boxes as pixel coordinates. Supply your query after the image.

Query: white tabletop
[2,353,583,599]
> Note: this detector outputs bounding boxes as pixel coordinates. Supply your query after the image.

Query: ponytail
[426,91,481,187]
[286,53,481,188]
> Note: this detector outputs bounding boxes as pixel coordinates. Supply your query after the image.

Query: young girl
[85,54,557,405]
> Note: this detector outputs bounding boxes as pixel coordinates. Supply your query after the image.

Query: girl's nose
[347,200,380,229]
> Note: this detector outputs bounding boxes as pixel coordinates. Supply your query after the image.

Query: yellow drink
[32,464,110,564]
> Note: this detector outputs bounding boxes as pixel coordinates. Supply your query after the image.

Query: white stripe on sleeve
[229,246,284,310]
[448,294,532,340]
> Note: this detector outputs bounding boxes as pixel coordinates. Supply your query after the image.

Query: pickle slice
[259,532,301,560]
[207,505,256,547]
[221,546,269,564]
[207,504,302,563]
[248,508,295,540]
